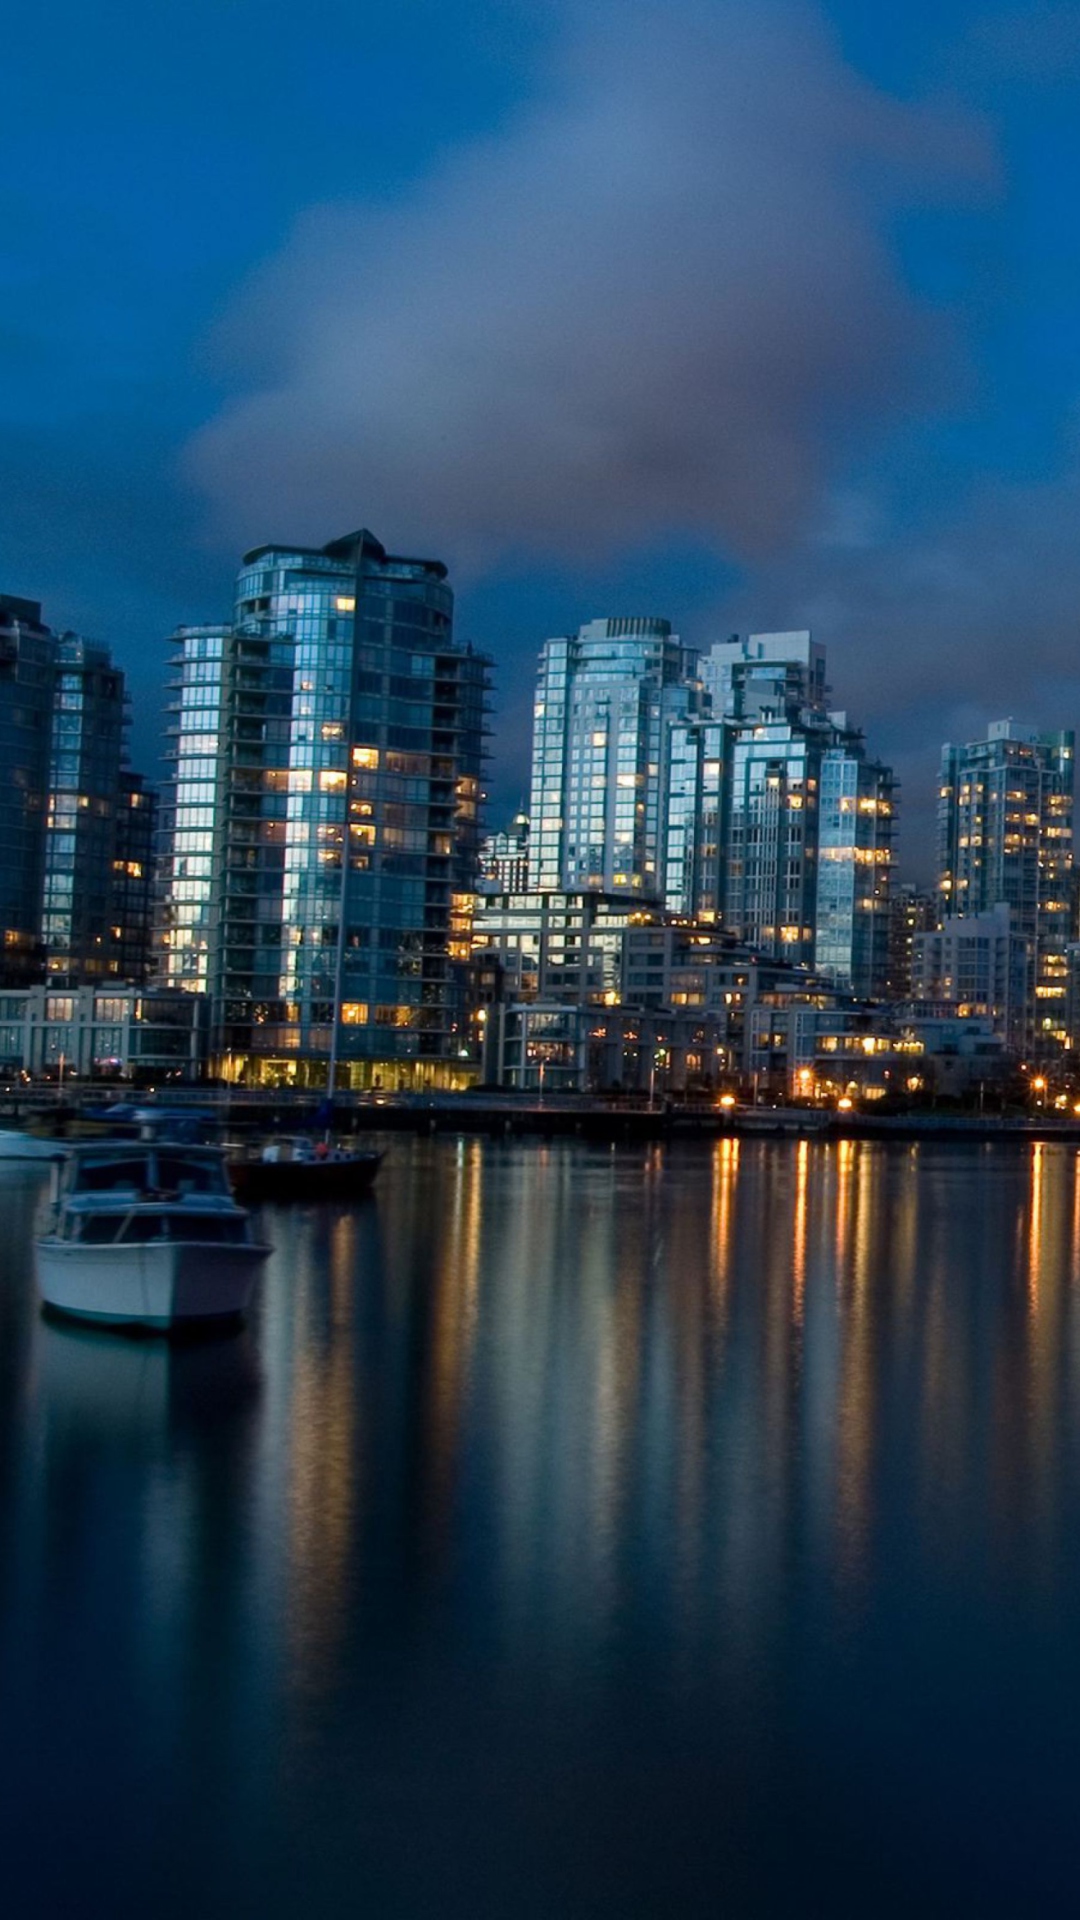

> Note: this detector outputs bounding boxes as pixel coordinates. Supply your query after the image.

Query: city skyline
[5,1,1080,872]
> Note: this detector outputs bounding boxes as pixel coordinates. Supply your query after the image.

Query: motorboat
[0,1127,66,1162]
[36,1139,271,1330]
[227,1135,383,1203]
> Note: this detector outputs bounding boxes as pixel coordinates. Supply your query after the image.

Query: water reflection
[3,1141,1080,1914]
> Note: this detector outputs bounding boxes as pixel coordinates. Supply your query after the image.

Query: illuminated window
[335,596,356,613]
[352,747,379,769]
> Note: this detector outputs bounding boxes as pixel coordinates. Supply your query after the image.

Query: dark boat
[227,1138,383,1203]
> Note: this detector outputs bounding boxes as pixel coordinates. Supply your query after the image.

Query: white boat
[0,1127,65,1162]
[36,1140,272,1330]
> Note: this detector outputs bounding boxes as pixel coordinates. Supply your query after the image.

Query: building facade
[912,904,1029,1049]
[109,772,157,984]
[42,634,128,983]
[0,985,206,1082]
[937,720,1074,1052]
[529,617,696,898]
[0,596,55,984]
[478,811,530,894]
[720,712,894,996]
[0,595,153,988]
[157,530,490,1086]
[886,883,937,1000]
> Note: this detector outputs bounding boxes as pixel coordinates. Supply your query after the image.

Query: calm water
[2,1136,1080,1916]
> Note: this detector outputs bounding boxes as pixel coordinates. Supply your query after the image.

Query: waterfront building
[472,890,640,1007]
[157,620,291,1014]
[663,631,896,994]
[0,984,207,1082]
[472,889,847,1084]
[814,733,895,996]
[886,883,937,1000]
[42,634,128,984]
[157,530,490,1086]
[661,718,728,918]
[481,999,728,1096]
[937,720,1074,1051]
[0,595,153,988]
[911,904,1029,1049]
[109,772,157,985]
[529,616,697,898]
[746,1001,1005,1101]
[721,708,894,995]
[0,596,54,983]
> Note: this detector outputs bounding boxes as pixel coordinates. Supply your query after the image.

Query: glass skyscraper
[0,596,54,984]
[0,595,148,988]
[662,719,727,919]
[937,720,1075,1051]
[685,632,895,996]
[158,530,490,1087]
[42,635,127,983]
[529,617,696,898]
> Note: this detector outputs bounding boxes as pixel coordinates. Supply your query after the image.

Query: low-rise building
[746,1001,1006,1100]
[912,905,1028,1050]
[481,1001,728,1095]
[0,986,208,1082]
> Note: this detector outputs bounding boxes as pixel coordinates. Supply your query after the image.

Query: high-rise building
[479,812,530,895]
[937,721,1074,1051]
[157,530,490,1087]
[529,617,697,898]
[0,596,54,984]
[720,708,894,996]
[521,620,894,996]
[814,734,895,996]
[0,595,152,989]
[662,718,727,919]
[700,630,828,724]
[110,772,157,984]
[42,634,128,983]
[886,883,936,1001]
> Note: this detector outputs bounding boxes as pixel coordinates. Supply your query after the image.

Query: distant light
[837,1096,854,1111]
[719,1093,736,1110]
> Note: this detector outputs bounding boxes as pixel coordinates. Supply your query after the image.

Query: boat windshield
[76,1212,249,1246]
[76,1154,153,1192]
[69,1149,230,1197]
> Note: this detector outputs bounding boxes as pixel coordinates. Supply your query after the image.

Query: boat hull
[228,1152,383,1203]
[36,1238,270,1330]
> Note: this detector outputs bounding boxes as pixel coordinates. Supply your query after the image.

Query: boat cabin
[51,1144,249,1246]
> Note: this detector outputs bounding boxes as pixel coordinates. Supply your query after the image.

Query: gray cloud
[714,463,1080,874]
[186,0,990,566]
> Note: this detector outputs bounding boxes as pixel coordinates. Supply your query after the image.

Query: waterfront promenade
[5,1081,1080,1146]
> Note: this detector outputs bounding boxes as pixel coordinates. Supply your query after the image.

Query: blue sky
[4,0,1080,869]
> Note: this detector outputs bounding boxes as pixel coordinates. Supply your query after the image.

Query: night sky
[5,0,1080,871]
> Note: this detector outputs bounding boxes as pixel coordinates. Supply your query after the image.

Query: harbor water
[2,1136,1080,1916]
